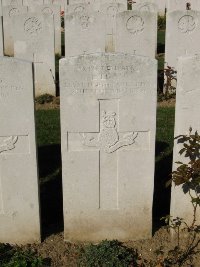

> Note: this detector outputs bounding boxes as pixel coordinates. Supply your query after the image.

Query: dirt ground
[25,228,200,267]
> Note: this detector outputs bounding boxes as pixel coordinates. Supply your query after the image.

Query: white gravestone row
[65,10,157,57]
[60,53,157,242]
[0,57,40,244]
[13,14,56,96]
[28,4,61,55]
[171,55,200,226]
[165,10,200,72]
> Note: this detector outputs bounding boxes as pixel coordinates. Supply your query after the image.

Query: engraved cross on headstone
[68,100,145,210]
[0,136,18,214]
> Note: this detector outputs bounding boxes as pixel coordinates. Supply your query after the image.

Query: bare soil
[24,228,200,266]
[35,96,60,110]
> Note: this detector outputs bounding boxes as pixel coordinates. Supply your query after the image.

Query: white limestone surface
[115,10,157,58]
[60,53,157,242]
[28,4,61,55]
[65,12,106,56]
[167,0,200,12]
[2,5,27,56]
[171,54,200,225]
[0,56,40,244]
[13,13,55,96]
[132,2,158,13]
[99,2,126,52]
[2,0,23,6]
[65,3,93,14]
[23,0,44,5]
[165,10,200,71]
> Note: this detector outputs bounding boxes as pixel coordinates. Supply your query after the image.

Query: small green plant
[0,244,44,267]
[158,15,166,31]
[35,94,54,105]
[160,128,200,266]
[78,239,139,267]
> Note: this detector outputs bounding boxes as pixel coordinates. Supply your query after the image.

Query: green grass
[35,110,61,146]
[157,30,165,46]
[156,107,175,161]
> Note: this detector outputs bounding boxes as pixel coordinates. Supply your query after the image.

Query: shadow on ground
[37,144,63,240]
[157,43,165,54]
[153,141,173,233]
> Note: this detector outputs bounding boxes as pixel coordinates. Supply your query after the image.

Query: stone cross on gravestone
[0,136,18,214]
[67,99,148,210]
[60,53,157,242]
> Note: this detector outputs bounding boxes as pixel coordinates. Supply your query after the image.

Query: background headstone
[99,2,126,52]
[171,54,200,224]
[13,13,56,96]
[60,53,157,242]
[3,5,27,56]
[167,0,200,12]
[65,3,93,15]
[2,0,23,6]
[132,2,158,13]
[155,0,166,16]
[65,12,106,56]
[28,4,61,55]
[115,11,157,58]
[0,56,40,244]
[165,10,200,71]
[23,0,44,5]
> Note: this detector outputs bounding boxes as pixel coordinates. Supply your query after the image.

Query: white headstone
[115,11,157,58]
[3,6,27,56]
[167,0,200,12]
[52,0,65,11]
[155,0,166,16]
[23,0,44,5]
[60,53,157,242]
[171,54,200,225]
[99,3,126,52]
[28,4,61,55]
[165,10,200,71]
[65,12,106,56]
[0,56,40,244]
[2,0,23,6]
[132,2,158,13]
[13,13,56,96]
[65,3,93,14]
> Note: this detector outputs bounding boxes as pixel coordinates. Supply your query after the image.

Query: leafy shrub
[0,244,44,267]
[78,239,139,267]
[160,128,200,266]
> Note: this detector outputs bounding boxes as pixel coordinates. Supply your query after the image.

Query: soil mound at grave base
[22,227,200,266]
[35,96,60,110]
